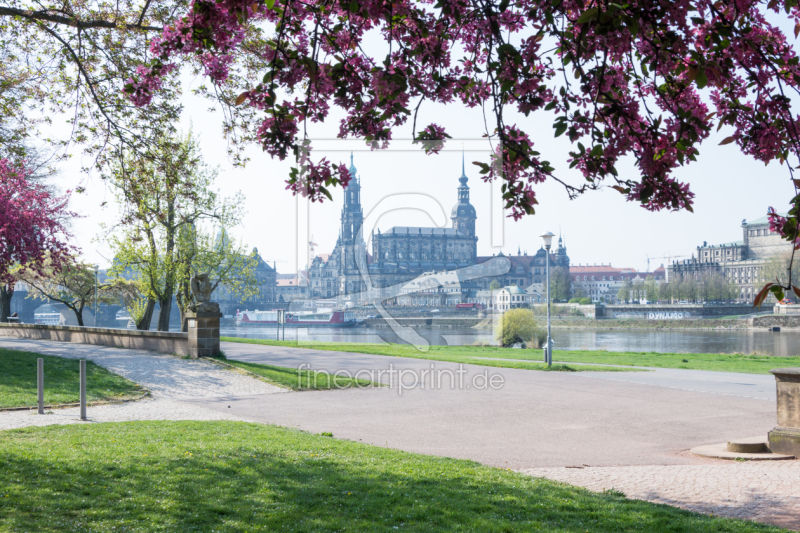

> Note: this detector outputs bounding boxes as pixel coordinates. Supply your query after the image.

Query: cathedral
[307,153,569,306]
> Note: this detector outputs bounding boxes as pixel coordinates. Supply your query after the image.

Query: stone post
[768,368,800,457]
[186,309,221,358]
[186,272,222,358]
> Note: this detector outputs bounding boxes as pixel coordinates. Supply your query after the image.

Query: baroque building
[308,153,571,307]
[667,214,792,301]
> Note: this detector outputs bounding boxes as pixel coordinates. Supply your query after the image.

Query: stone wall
[0,323,189,355]
[597,304,771,319]
[750,315,800,328]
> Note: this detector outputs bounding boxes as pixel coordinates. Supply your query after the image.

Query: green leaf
[554,124,568,137]
[576,7,599,24]
[695,69,708,89]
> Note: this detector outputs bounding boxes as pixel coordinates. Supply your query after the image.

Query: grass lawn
[220,338,642,373]
[0,421,781,532]
[213,356,376,390]
[0,348,145,409]
[220,337,800,374]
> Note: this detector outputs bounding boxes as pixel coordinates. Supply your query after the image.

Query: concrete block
[768,427,800,457]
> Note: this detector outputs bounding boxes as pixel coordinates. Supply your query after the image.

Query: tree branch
[0,6,163,31]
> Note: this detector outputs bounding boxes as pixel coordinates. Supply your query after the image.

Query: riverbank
[547,318,750,330]
[221,337,800,374]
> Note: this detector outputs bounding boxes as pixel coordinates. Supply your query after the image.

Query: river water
[220,325,800,357]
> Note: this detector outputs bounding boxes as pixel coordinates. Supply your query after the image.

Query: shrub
[579,297,592,305]
[495,309,537,347]
[528,327,548,349]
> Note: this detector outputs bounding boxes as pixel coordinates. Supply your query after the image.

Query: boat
[235,309,357,327]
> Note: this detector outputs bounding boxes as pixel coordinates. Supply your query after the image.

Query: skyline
[52,72,795,276]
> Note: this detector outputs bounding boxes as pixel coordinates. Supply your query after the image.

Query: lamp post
[92,265,99,327]
[540,232,555,367]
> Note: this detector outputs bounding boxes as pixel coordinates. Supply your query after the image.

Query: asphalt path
[179,341,779,469]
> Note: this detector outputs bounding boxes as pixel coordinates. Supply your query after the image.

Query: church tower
[340,153,364,245]
[337,153,367,303]
[451,151,477,238]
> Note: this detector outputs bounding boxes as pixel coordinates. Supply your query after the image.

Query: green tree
[495,309,537,348]
[173,225,259,332]
[643,276,659,303]
[617,280,633,303]
[102,276,153,330]
[105,130,244,331]
[489,280,502,290]
[549,267,570,302]
[19,257,111,326]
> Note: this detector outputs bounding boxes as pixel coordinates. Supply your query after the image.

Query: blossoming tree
[0,158,74,321]
[123,0,800,300]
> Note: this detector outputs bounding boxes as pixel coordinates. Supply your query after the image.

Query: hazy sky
[56,51,795,275]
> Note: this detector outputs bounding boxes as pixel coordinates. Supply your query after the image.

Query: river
[220,325,800,357]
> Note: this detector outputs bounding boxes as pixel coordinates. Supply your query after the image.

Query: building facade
[306,154,571,308]
[569,264,666,303]
[668,215,792,302]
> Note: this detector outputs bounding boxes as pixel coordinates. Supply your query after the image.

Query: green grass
[216,358,376,390]
[0,421,781,532]
[220,337,800,374]
[220,338,643,373]
[0,348,145,409]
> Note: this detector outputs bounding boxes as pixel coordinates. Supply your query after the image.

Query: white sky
[53,31,797,275]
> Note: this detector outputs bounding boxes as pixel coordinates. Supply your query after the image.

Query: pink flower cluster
[0,159,75,286]
[124,0,800,228]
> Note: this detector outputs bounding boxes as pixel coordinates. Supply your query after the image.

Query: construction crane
[261,258,288,271]
[646,253,691,272]
[308,235,319,255]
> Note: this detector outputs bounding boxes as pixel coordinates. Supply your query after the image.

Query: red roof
[569,266,625,274]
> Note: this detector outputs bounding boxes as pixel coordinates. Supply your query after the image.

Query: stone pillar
[768,368,800,457]
[186,309,221,358]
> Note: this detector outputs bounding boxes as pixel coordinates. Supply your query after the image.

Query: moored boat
[235,309,357,327]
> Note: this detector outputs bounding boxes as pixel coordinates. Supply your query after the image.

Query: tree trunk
[73,306,84,327]
[137,299,156,330]
[0,284,12,323]
[180,306,188,333]
[157,290,173,332]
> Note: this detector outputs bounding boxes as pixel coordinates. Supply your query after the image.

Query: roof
[316,253,332,263]
[505,286,527,294]
[277,278,301,286]
[700,241,745,248]
[745,213,784,226]
[381,227,460,236]
[569,265,623,274]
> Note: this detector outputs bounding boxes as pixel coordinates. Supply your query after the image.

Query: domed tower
[451,151,477,237]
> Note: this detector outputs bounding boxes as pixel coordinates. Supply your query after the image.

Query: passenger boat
[235,309,357,327]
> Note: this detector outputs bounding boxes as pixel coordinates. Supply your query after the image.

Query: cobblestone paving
[521,462,800,530]
[0,339,287,431]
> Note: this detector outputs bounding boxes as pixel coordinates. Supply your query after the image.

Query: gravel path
[521,462,800,530]
[0,338,286,431]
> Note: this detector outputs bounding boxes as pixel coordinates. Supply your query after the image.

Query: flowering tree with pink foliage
[0,158,74,322]
[124,0,800,298]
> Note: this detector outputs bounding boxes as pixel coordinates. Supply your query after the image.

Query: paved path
[521,462,800,530]
[1,338,797,529]
[0,338,286,431]
[471,356,778,400]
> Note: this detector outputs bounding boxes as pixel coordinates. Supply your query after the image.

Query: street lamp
[539,231,555,368]
[92,265,99,328]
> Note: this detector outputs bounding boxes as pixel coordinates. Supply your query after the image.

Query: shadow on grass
[0,421,781,532]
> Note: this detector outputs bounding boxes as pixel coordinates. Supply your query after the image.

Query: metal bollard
[37,358,44,414]
[79,360,87,421]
